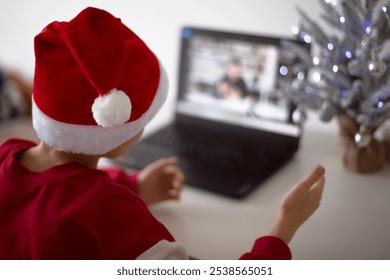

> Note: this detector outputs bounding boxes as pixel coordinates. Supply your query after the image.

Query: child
[0,7,325,260]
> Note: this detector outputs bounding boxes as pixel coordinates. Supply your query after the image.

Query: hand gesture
[137,157,185,204]
[270,165,325,244]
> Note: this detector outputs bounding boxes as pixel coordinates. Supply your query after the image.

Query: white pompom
[92,89,132,127]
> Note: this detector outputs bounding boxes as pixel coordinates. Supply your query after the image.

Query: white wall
[0,0,334,133]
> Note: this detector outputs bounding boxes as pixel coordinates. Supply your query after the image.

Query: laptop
[116,26,304,198]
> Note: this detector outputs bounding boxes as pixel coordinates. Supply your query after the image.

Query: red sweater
[0,139,291,260]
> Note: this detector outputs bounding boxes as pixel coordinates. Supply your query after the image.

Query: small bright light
[327,43,334,51]
[300,31,312,44]
[279,65,289,76]
[291,26,299,35]
[368,62,374,71]
[312,72,321,82]
[333,65,339,73]
[297,72,305,80]
[340,16,346,23]
[325,0,337,5]
[383,6,388,13]
[313,57,320,65]
[305,85,312,93]
[378,101,384,108]
[341,90,348,97]
[303,34,311,44]
[355,133,362,142]
[345,50,353,59]
[366,26,372,34]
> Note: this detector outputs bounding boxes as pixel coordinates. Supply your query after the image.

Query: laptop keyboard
[145,126,284,173]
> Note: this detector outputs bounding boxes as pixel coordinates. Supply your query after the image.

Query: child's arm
[100,157,184,204]
[240,165,325,259]
[100,157,185,204]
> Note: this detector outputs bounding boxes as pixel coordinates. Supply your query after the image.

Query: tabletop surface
[147,126,390,260]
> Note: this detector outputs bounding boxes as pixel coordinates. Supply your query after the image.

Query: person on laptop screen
[0,7,325,260]
[215,58,252,100]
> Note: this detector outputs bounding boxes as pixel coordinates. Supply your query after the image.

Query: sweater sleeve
[239,236,292,260]
[100,167,139,193]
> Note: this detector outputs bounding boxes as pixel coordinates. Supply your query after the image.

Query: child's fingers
[161,164,185,194]
[168,188,180,200]
[168,172,184,200]
[165,166,185,186]
[164,164,182,175]
[164,156,178,165]
[147,156,178,170]
[309,176,325,201]
[163,159,185,179]
[295,165,325,192]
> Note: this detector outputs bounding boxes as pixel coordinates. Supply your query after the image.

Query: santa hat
[32,7,168,155]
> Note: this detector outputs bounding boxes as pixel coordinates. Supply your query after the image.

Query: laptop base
[117,124,294,198]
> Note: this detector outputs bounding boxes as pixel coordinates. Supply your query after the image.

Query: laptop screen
[176,27,302,137]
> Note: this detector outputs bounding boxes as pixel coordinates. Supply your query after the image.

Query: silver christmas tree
[281,0,390,148]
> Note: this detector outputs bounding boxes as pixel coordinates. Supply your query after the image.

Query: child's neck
[19,141,100,172]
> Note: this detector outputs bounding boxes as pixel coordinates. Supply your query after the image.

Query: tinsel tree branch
[280,0,390,147]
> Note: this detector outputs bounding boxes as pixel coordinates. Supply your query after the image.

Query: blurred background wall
[0,0,333,132]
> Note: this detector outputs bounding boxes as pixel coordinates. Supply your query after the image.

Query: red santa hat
[32,7,168,154]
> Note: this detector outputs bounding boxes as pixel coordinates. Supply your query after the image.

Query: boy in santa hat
[0,7,325,259]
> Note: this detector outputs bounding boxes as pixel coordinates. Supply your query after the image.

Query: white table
[3,118,389,259]
[147,128,390,260]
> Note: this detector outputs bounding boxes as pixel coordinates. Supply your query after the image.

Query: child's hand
[270,165,325,244]
[137,157,185,204]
